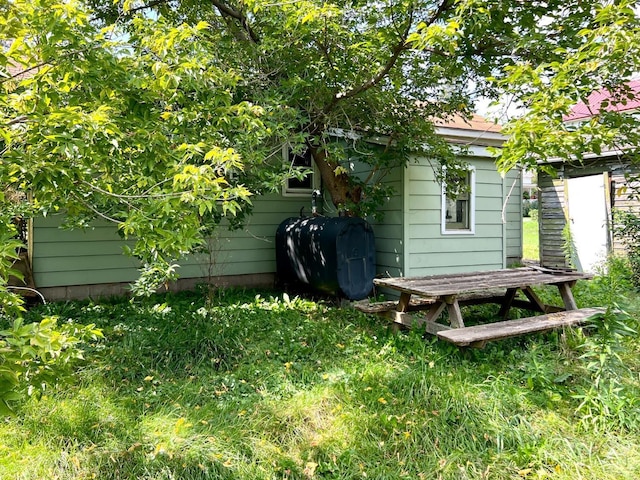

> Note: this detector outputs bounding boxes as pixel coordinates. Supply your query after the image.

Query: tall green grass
[523,217,539,261]
[1,274,639,479]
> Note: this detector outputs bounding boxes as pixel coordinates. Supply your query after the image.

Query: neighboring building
[522,169,537,199]
[538,81,640,272]
[563,80,640,128]
[22,115,522,300]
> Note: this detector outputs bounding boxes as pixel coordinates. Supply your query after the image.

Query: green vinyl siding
[365,153,522,281]
[404,156,521,277]
[31,194,308,288]
[406,250,504,270]
[32,217,140,287]
[30,151,521,292]
[366,167,404,278]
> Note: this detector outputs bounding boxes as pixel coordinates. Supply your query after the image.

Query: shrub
[0,317,103,415]
[0,229,26,317]
[0,213,103,415]
[522,199,538,218]
[612,210,640,288]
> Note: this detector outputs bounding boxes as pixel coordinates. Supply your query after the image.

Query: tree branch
[0,63,43,85]
[4,115,28,127]
[125,0,169,16]
[424,0,456,29]
[326,0,456,110]
[331,38,407,105]
[211,0,260,43]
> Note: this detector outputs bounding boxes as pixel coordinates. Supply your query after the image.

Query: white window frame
[441,166,476,235]
[282,144,320,197]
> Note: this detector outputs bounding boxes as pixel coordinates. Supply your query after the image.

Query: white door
[567,174,609,273]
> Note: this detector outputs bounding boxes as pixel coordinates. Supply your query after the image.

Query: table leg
[420,296,465,329]
[424,300,447,323]
[521,286,548,313]
[498,288,519,319]
[443,295,465,329]
[397,292,411,312]
[387,292,412,331]
[556,281,578,310]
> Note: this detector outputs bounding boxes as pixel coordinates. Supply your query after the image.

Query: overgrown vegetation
[1,261,639,479]
[613,210,640,288]
[0,317,102,415]
[0,200,102,414]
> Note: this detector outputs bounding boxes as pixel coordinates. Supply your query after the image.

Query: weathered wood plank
[424,321,452,335]
[374,268,591,298]
[354,289,508,314]
[353,297,435,314]
[436,307,605,347]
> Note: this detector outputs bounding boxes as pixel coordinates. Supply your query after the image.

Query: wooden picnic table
[373,267,603,347]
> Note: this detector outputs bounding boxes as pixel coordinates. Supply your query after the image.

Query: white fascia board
[456,144,501,158]
[434,126,508,147]
[328,127,507,151]
[445,142,501,158]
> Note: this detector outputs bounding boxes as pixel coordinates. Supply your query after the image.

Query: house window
[283,145,319,196]
[442,167,475,234]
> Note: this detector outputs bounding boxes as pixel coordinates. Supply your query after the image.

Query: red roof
[434,113,502,133]
[564,80,640,121]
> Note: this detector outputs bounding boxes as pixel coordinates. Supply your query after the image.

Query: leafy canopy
[2,0,640,292]
[490,0,640,175]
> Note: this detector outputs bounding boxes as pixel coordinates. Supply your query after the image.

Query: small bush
[612,210,640,287]
[522,199,538,218]
[0,317,103,415]
[1,210,104,416]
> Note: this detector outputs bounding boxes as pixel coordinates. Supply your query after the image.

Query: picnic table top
[373,267,593,298]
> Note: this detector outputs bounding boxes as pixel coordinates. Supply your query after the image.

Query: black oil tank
[275,216,376,300]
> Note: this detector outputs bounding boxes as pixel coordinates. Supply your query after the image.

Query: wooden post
[397,292,411,312]
[498,288,519,319]
[443,295,465,328]
[557,282,578,310]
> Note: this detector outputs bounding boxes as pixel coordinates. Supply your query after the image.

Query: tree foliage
[2,0,640,292]
[490,0,640,174]
[1,1,282,290]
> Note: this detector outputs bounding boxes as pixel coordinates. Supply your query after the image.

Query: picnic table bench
[371,267,604,347]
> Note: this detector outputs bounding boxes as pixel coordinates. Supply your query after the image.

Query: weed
[565,256,640,431]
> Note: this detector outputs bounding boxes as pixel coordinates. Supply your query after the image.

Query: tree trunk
[310,145,362,215]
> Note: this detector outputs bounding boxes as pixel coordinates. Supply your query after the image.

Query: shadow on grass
[8,287,639,479]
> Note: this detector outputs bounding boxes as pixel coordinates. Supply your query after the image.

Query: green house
[24,116,522,300]
[369,115,522,281]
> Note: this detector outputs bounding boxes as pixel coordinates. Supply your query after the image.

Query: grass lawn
[1,271,639,479]
[523,217,539,262]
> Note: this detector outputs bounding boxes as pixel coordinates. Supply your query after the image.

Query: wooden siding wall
[538,174,568,268]
[31,194,311,291]
[538,158,640,268]
[403,157,521,277]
